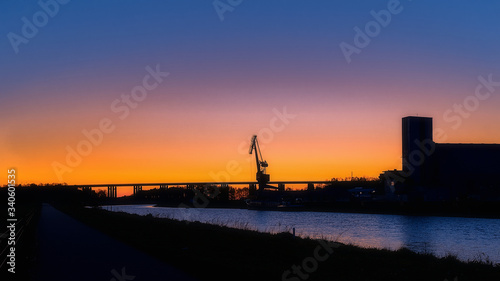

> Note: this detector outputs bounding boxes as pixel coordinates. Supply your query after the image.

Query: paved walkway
[35,204,198,281]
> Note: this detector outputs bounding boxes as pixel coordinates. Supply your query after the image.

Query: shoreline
[98,198,500,219]
[57,204,500,281]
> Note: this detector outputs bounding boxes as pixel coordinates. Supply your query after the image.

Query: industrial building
[382,116,500,201]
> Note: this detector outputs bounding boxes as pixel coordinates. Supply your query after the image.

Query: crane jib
[248,135,270,186]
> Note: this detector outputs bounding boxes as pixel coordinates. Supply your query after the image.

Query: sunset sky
[1,0,500,187]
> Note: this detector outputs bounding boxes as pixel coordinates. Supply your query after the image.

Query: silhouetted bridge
[73,181,333,198]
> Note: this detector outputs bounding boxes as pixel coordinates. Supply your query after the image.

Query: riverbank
[153,200,500,219]
[57,204,500,281]
[34,204,196,281]
[99,195,500,219]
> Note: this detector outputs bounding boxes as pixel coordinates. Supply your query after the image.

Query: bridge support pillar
[133,185,143,195]
[160,184,168,190]
[307,183,314,191]
[278,183,285,191]
[249,183,257,196]
[107,185,117,198]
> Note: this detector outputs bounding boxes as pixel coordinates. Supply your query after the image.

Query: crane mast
[249,135,270,189]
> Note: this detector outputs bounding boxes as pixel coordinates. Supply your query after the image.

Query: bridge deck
[72,181,332,188]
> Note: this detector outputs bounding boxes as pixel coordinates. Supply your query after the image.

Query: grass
[58,205,500,281]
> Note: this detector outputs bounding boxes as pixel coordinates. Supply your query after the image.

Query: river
[101,204,500,264]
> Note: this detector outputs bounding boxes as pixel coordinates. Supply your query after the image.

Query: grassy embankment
[58,205,500,281]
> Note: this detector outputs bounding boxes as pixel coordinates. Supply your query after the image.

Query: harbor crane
[249,135,274,191]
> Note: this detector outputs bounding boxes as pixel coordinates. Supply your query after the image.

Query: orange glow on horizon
[3,86,500,186]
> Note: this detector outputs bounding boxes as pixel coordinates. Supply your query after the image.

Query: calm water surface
[102,205,500,263]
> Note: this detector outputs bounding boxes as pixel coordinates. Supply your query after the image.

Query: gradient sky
[1,0,500,186]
